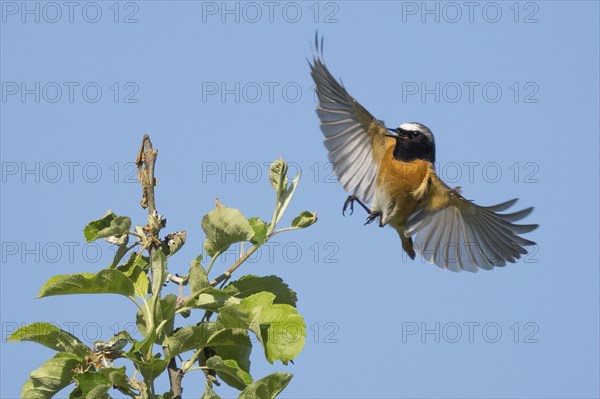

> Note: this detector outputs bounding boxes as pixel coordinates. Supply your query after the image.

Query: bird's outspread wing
[309,37,390,205]
[406,170,538,272]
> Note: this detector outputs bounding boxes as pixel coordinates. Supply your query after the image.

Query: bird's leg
[342,195,383,226]
[364,211,383,226]
[342,195,371,216]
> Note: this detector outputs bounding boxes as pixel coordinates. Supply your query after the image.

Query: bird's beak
[386,127,399,138]
[386,127,408,140]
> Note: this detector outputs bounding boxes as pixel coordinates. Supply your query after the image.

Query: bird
[308,35,538,272]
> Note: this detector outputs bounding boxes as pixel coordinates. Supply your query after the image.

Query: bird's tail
[396,228,416,260]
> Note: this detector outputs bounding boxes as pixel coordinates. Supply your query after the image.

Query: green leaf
[275,173,300,225]
[111,330,138,349]
[189,255,209,294]
[131,357,168,382]
[84,210,117,241]
[108,243,131,268]
[165,324,213,358]
[161,231,187,256]
[8,322,89,358]
[118,264,149,299]
[70,368,129,399]
[143,249,167,348]
[21,352,82,399]
[135,253,150,269]
[117,251,149,272]
[38,269,135,298]
[269,159,288,193]
[206,356,253,391]
[201,381,222,399]
[268,159,301,226]
[132,328,156,358]
[165,323,251,363]
[137,294,176,343]
[202,200,255,258]
[291,211,318,229]
[136,311,147,337]
[218,292,306,365]
[159,294,177,339]
[69,383,110,399]
[150,248,168,296]
[83,210,131,243]
[186,287,240,312]
[104,367,130,387]
[209,328,252,372]
[248,217,269,246]
[132,267,149,299]
[223,275,297,307]
[237,372,293,399]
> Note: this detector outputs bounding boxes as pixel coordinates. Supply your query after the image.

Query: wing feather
[461,213,497,269]
[309,38,389,205]
[406,173,538,272]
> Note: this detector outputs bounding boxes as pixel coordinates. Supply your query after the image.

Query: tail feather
[400,232,416,260]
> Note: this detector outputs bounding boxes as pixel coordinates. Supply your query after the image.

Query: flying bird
[309,36,538,272]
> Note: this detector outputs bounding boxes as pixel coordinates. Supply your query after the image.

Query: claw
[364,211,382,226]
[343,196,356,216]
[343,195,372,216]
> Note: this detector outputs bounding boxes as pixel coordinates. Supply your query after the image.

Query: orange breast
[376,145,431,224]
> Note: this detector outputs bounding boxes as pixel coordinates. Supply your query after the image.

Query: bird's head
[386,122,436,163]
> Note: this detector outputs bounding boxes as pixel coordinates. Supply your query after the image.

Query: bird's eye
[411,131,421,138]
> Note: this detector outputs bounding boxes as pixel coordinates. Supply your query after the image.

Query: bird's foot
[343,195,371,216]
[364,211,382,226]
[342,195,356,216]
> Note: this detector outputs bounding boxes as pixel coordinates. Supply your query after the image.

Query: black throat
[392,141,436,163]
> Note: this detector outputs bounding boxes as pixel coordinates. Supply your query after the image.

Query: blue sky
[1,1,599,398]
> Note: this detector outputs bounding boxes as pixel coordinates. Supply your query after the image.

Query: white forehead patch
[398,122,434,140]
[399,122,425,132]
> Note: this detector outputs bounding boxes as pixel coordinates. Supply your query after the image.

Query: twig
[167,357,183,399]
[136,135,186,399]
[136,135,161,357]
[209,245,259,287]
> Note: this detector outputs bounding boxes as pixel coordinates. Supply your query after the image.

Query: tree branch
[137,135,185,399]
[167,357,183,399]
